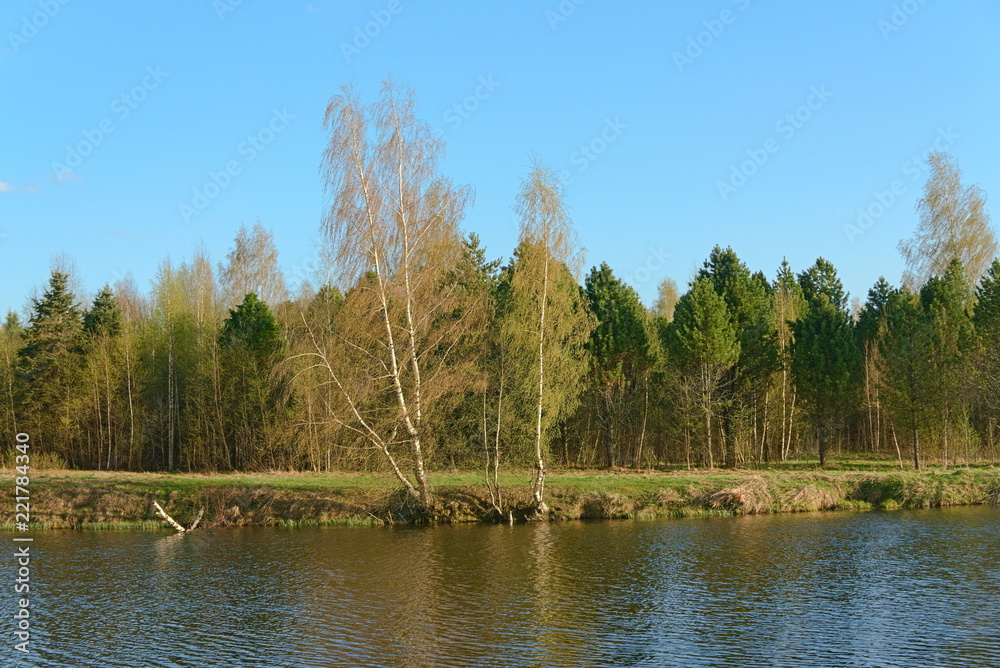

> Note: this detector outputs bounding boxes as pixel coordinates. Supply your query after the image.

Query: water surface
[5,506,1000,667]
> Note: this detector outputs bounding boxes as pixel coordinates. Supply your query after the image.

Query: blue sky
[1,0,998,315]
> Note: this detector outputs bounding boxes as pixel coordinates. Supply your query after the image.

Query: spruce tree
[219,293,288,470]
[16,271,84,461]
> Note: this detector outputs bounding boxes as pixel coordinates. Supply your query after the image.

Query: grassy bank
[8,462,1000,530]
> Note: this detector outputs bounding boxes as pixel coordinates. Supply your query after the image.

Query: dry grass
[704,476,774,514]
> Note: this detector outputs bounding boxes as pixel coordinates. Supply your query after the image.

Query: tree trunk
[723,407,736,469]
[167,328,175,471]
[818,432,826,467]
[943,404,950,469]
[705,408,714,470]
[602,393,616,468]
[634,375,648,468]
[818,417,829,468]
[531,252,550,512]
[889,420,904,469]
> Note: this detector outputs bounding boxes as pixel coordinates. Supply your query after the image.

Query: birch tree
[0,313,22,439]
[503,159,593,511]
[220,222,288,310]
[82,286,125,469]
[314,79,473,509]
[900,151,997,289]
[771,260,806,460]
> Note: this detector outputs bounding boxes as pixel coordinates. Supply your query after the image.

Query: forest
[2,83,999,512]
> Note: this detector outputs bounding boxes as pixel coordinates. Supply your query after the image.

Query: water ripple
[2,507,998,666]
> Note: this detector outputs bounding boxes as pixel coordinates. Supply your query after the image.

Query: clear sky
[2,0,998,315]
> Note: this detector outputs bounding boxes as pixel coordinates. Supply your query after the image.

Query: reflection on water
[3,506,999,667]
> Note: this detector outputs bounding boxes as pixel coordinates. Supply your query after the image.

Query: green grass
[13,458,1000,530]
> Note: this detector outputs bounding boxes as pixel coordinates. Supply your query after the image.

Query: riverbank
[9,463,1000,530]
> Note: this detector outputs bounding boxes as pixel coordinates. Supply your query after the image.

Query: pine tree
[920,258,977,466]
[973,259,1000,336]
[584,262,652,468]
[879,287,934,468]
[84,286,124,336]
[974,259,1000,453]
[856,277,894,459]
[791,259,857,467]
[667,276,740,468]
[696,246,775,467]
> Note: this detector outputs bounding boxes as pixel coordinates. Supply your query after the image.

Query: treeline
[4,222,1000,477]
[2,83,998,502]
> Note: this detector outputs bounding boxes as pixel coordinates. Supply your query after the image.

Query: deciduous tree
[314,79,474,509]
[899,152,997,289]
[503,158,593,511]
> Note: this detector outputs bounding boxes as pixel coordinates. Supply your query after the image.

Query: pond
[5,506,1000,667]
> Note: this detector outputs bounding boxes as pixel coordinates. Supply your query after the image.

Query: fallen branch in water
[153,501,204,532]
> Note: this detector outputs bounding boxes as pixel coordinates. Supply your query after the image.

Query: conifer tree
[974,259,1000,452]
[667,276,740,468]
[82,286,126,468]
[791,259,857,467]
[856,277,894,458]
[696,246,774,467]
[920,258,977,466]
[220,292,289,469]
[16,271,84,462]
[584,262,652,467]
[879,287,934,468]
